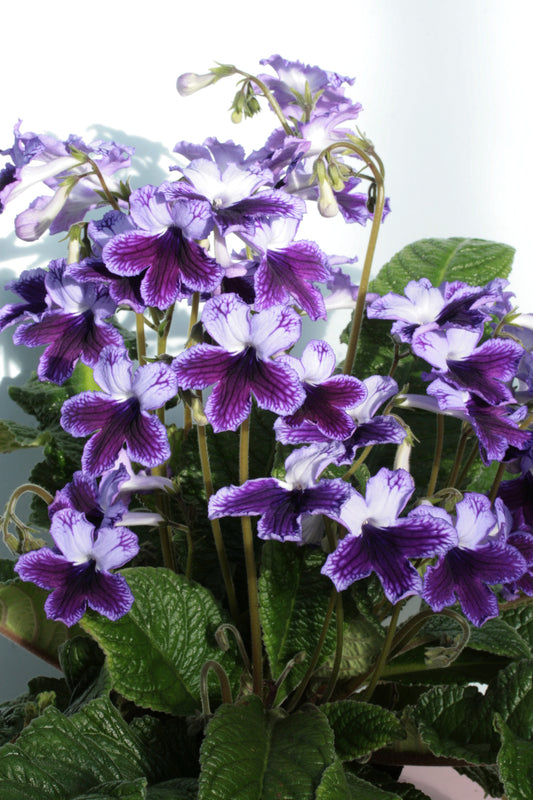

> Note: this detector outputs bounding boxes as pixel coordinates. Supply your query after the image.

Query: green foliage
[414,658,533,764]
[321,699,405,759]
[0,420,49,453]
[370,237,515,294]
[198,695,336,800]
[258,541,337,696]
[495,713,533,800]
[0,560,79,667]
[81,567,240,715]
[0,697,196,799]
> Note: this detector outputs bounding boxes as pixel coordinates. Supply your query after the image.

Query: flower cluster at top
[2,55,533,630]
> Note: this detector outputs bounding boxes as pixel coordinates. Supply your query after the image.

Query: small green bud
[327,161,345,192]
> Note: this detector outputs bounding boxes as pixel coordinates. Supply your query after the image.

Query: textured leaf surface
[495,713,533,800]
[421,613,531,659]
[146,779,198,799]
[345,773,402,799]
[0,566,79,667]
[315,758,351,799]
[414,658,533,763]
[198,695,335,800]
[0,419,48,453]
[0,698,150,799]
[322,700,405,759]
[81,567,238,715]
[370,238,515,295]
[259,541,336,696]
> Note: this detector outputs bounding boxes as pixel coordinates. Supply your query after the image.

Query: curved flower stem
[426,414,444,497]
[287,587,337,712]
[363,601,403,702]
[197,424,240,624]
[234,70,295,136]
[86,157,121,212]
[216,623,252,674]
[239,416,263,697]
[2,484,54,553]
[200,659,233,716]
[318,142,385,378]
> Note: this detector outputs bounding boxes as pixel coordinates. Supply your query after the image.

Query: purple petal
[132,362,178,411]
[61,393,120,437]
[208,479,285,518]
[173,345,235,390]
[90,525,139,571]
[125,412,171,467]
[321,534,373,591]
[15,548,72,590]
[85,571,134,620]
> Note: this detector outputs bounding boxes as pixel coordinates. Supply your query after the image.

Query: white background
[0,2,529,795]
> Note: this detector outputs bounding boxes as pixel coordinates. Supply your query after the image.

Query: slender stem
[456,441,480,489]
[235,70,295,136]
[342,445,373,481]
[489,461,507,506]
[287,587,337,712]
[447,426,469,488]
[320,591,344,704]
[197,424,240,623]
[184,293,200,434]
[135,313,147,366]
[363,602,403,702]
[315,142,384,377]
[426,414,444,497]
[239,416,263,697]
[200,660,233,715]
[87,157,121,211]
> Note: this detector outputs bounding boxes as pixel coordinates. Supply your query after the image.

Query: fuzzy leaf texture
[81,567,240,715]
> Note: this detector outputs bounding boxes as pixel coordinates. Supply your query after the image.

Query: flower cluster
[2,54,533,642]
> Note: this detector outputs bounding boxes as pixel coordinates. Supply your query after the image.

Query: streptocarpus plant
[0,55,532,800]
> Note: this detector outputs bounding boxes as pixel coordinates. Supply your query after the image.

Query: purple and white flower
[14,508,139,626]
[173,293,306,431]
[61,346,178,476]
[422,494,527,626]
[322,468,457,601]
[208,444,352,542]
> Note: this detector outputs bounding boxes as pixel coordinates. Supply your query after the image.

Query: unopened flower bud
[317,177,339,218]
[176,72,217,96]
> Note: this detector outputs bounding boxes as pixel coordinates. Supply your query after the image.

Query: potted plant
[0,55,530,799]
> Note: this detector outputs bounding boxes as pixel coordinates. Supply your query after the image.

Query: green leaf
[495,713,533,800]
[315,758,351,799]
[73,778,146,799]
[258,541,337,696]
[499,600,533,646]
[81,567,239,715]
[414,658,533,764]
[322,700,405,759]
[0,419,48,453]
[0,569,79,667]
[0,698,153,799]
[420,613,531,659]
[146,779,198,799]
[198,695,335,800]
[345,773,402,800]
[58,636,110,714]
[370,237,515,295]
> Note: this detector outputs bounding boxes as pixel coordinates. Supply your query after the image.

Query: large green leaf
[258,541,336,696]
[414,658,533,764]
[0,563,79,667]
[322,700,405,760]
[370,238,515,295]
[146,779,198,799]
[495,713,533,800]
[198,695,335,800]
[420,613,531,659]
[348,765,432,800]
[0,697,179,799]
[81,567,239,715]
